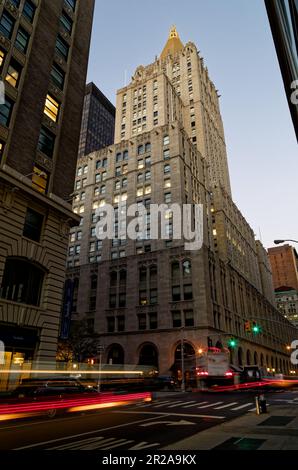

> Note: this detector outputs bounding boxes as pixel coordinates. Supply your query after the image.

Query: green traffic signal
[252,322,261,334]
[228,338,237,348]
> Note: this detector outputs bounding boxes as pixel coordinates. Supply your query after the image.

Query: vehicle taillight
[197,371,209,376]
[225,371,233,377]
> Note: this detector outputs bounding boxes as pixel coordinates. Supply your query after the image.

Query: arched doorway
[246,350,251,365]
[254,351,258,366]
[139,343,158,368]
[238,347,243,366]
[107,344,125,365]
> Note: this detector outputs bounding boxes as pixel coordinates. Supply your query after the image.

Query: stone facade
[66,27,298,376]
[0,0,94,367]
[268,245,298,291]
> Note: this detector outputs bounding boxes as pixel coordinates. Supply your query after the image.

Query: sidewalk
[162,404,298,450]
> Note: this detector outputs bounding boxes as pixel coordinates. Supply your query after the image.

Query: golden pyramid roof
[160,26,184,60]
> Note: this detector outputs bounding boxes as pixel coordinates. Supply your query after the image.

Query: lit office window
[44,94,60,122]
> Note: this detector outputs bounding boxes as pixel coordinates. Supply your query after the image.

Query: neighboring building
[78,82,115,158]
[66,27,297,376]
[265,0,298,141]
[0,0,94,374]
[268,244,298,290]
[275,286,298,328]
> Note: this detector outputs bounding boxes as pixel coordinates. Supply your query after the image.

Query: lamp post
[274,239,298,245]
[97,344,104,393]
[180,327,185,392]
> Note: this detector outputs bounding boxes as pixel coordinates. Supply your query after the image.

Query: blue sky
[87,0,298,249]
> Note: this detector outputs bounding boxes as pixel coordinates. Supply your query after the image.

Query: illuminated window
[0,49,5,70]
[164,179,171,189]
[32,166,48,194]
[44,94,60,122]
[213,229,217,236]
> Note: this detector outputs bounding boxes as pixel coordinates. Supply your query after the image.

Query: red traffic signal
[244,320,251,332]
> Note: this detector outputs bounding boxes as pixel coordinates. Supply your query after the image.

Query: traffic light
[244,320,251,333]
[228,337,237,349]
[252,321,261,334]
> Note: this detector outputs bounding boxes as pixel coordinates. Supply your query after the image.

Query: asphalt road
[1,389,297,451]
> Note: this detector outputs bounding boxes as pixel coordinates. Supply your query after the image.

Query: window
[149,313,157,329]
[89,296,96,311]
[32,166,48,194]
[164,179,171,189]
[23,208,43,242]
[107,317,115,332]
[0,49,5,70]
[117,316,125,332]
[119,293,126,308]
[123,150,129,160]
[0,258,44,306]
[137,145,144,155]
[183,284,193,300]
[184,310,194,327]
[183,260,191,276]
[60,12,72,34]
[150,289,157,305]
[65,0,76,11]
[163,135,170,146]
[164,192,171,204]
[37,126,55,157]
[23,0,36,23]
[0,96,14,127]
[56,35,69,61]
[15,27,30,53]
[75,245,80,255]
[172,311,181,328]
[163,149,170,160]
[5,59,22,88]
[138,314,146,330]
[0,12,15,39]
[122,178,127,188]
[51,63,65,90]
[44,94,60,122]
[171,261,180,278]
[90,275,97,290]
[10,0,21,7]
[164,164,170,174]
[139,290,147,305]
[172,286,181,302]
[145,143,151,153]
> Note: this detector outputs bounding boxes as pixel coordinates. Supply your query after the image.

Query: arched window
[107,344,125,365]
[182,260,191,276]
[0,258,45,306]
[123,150,129,160]
[116,152,122,162]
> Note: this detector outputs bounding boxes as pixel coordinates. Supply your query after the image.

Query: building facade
[276,286,298,328]
[66,27,297,376]
[78,82,115,158]
[268,244,298,290]
[0,0,94,374]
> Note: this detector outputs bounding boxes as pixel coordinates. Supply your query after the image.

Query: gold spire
[160,25,184,60]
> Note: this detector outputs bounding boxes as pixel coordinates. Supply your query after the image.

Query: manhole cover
[258,416,294,427]
[213,437,266,450]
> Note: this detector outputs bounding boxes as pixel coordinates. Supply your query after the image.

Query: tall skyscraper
[0,0,94,371]
[78,82,115,158]
[66,27,297,376]
[268,244,298,290]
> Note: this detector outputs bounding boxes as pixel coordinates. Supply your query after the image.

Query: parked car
[11,377,97,399]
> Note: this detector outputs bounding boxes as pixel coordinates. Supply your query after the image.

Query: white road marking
[197,401,223,409]
[167,401,192,408]
[14,414,164,450]
[112,410,225,419]
[153,400,185,408]
[181,401,199,408]
[214,402,238,410]
[138,400,172,408]
[231,403,253,410]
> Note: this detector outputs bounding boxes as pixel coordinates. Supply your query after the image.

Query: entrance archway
[138,343,158,368]
[107,344,125,364]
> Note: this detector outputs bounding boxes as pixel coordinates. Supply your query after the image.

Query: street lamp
[97,344,104,393]
[274,239,298,245]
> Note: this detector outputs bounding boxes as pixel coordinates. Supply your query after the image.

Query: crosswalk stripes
[231,403,253,410]
[181,401,201,408]
[50,436,135,451]
[214,402,238,410]
[138,400,172,408]
[167,401,192,408]
[197,401,223,409]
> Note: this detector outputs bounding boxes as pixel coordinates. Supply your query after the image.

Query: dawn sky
[87,0,298,249]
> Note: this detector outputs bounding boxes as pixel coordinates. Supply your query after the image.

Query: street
[1,389,297,450]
